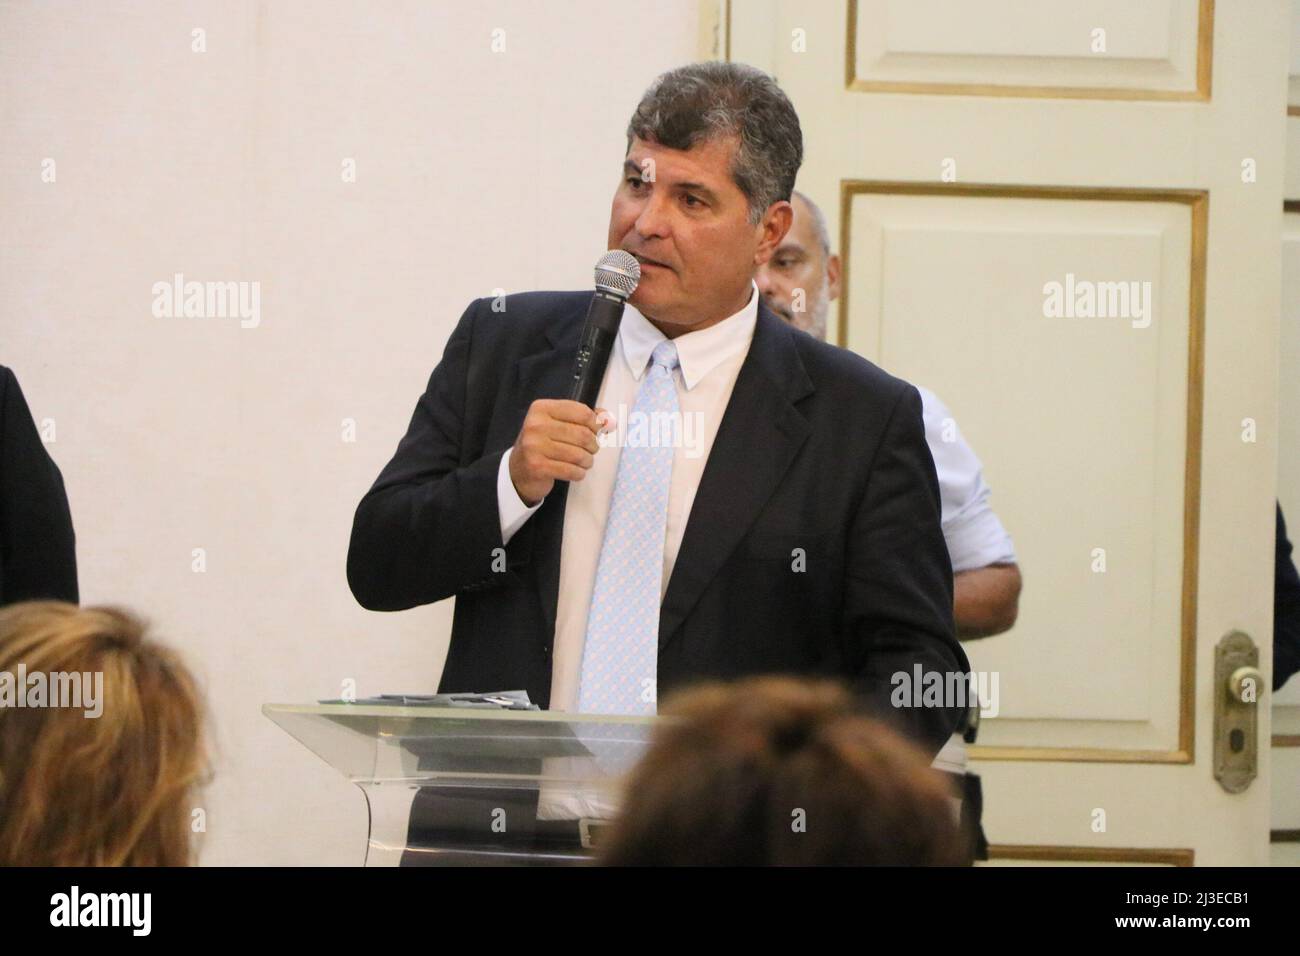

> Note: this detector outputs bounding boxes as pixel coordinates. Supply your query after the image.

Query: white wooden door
[716,0,1284,865]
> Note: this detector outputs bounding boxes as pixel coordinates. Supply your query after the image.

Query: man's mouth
[631,253,671,272]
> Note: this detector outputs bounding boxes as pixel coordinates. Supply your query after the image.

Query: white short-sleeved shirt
[915,385,1017,573]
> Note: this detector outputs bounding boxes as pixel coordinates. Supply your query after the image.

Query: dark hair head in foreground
[0,601,207,866]
[598,676,970,866]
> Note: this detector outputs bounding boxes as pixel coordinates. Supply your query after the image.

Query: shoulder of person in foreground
[0,365,79,606]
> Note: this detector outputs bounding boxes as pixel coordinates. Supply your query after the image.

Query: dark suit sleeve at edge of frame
[1274,503,1300,692]
[347,299,515,612]
[842,382,969,758]
[0,366,79,606]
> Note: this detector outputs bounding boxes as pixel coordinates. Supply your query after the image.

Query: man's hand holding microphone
[508,250,639,507]
[509,400,611,506]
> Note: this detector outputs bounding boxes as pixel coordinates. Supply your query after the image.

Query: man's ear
[827,253,842,302]
[756,201,794,264]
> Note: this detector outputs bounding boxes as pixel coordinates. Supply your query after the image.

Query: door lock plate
[1214,630,1262,794]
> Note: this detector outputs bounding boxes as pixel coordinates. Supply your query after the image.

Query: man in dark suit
[1,365,78,606]
[347,62,968,758]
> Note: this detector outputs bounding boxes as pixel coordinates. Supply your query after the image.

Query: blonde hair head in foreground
[0,601,207,866]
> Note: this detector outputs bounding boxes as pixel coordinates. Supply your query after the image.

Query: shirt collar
[618,280,759,390]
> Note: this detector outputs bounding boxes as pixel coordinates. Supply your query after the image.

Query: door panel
[722,0,1284,865]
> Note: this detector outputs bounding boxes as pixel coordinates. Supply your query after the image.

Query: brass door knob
[1228,665,1264,703]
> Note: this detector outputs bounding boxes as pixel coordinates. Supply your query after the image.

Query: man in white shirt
[755,190,1022,639]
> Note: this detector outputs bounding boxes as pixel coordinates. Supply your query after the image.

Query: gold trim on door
[838,180,1207,764]
[845,0,1214,103]
[988,845,1194,866]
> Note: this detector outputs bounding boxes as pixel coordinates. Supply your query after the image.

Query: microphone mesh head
[594,250,641,299]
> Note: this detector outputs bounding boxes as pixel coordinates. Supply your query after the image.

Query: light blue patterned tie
[577,339,680,716]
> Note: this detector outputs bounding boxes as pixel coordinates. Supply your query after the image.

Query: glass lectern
[263,703,658,866]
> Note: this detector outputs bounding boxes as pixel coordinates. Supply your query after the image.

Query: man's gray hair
[792,190,831,257]
[626,62,803,225]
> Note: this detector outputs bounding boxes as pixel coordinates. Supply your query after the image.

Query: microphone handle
[569,290,626,408]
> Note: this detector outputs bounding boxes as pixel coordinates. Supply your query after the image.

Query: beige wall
[0,0,700,865]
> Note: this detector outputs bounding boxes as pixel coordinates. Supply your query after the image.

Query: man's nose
[635,193,671,240]
[755,269,772,295]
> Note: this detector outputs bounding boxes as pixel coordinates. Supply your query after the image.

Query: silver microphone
[569,251,641,407]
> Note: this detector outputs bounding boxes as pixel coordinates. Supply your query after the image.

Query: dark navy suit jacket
[347,292,968,754]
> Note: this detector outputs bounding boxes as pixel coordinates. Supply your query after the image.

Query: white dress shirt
[916,385,1017,574]
[496,281,760,713]
[915,386,1014,789]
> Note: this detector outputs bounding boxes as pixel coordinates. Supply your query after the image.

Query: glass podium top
[262,702,661,786]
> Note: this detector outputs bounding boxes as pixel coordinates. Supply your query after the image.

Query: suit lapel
[658,303,813,648]
[511,315,583,639]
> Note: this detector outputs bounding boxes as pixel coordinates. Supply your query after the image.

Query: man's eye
[626,177,645,189]
[683,194,704,207]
